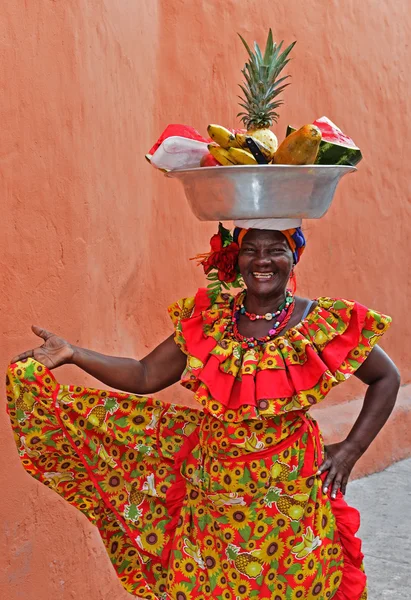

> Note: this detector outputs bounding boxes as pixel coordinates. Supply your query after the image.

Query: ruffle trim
[169,288,392,416]
[332,492,367,599]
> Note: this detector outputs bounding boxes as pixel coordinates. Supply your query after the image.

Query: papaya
[286,116,362,166]
[273,124,322,165]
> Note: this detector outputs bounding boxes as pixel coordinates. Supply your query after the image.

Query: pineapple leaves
[238,30,296,127]
[263,28,274,63]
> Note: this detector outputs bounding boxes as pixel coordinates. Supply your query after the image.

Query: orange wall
[1,1,410,598]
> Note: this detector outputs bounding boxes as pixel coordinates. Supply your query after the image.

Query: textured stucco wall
[1,1,410,598]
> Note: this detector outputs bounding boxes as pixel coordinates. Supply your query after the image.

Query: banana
[228,147,258,165]
[207,124,239,149]
[208,144,237,166]
[235,133,275,161]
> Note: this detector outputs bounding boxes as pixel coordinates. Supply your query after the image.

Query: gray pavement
[346,458,411,599]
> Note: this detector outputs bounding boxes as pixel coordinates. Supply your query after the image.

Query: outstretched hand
[317,440,361,499]
[11,326,74,370]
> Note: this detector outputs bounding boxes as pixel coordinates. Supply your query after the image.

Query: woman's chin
[244,274,282,295]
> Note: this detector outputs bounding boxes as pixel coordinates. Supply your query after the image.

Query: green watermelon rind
[285,126,363,167]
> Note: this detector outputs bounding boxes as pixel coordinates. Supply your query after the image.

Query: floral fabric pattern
[6,291,391,599]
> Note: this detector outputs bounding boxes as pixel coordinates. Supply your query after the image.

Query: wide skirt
[6,358,367,600]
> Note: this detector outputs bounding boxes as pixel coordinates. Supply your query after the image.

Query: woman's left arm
[317,345,400,498]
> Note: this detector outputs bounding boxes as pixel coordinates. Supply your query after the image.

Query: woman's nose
[253,251,271,265]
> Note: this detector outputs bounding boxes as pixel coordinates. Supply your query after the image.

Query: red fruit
[200,153,220,167]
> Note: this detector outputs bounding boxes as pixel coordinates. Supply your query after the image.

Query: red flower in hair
[199,233,239,283]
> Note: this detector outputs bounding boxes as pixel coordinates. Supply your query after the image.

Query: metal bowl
[166,164,356,221]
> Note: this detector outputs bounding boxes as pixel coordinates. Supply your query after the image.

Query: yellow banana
[208,144,237,166]
[228,147,257,165]
[207,124,238,149]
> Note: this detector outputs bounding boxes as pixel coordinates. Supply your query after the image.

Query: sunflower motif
[294,569,308,585]
[272,514,291,533]
[233,579,252,597]
[310,578,326,597]
[299,387,323,408]
[23,429,44,447]
[370,317,390,335]
[263,566,277,589]
[227,508,248,529]
[319,375,333,397]
[168,581,192,600]
[259,534,285,564]
[114,398,134,414]
[203,547,221,574]
[302,554,318,577]
[83,394,100,409]
[57,458,77,472]
[71,396,89,416]
[254,521,269,539]
[100,470,125,497]
[290,584,306,599]
[78,480,96,497]
[314,500,335,540]
[54,437,74,455]
[137,524,165,555]
[217,468,238,491]
[202,534,215,549]
[128,407,148,432]
[31,404,49,422]
[219,526,237,545]
[77,497,95,513]
[180,557,198,579]
[109,490,128,508]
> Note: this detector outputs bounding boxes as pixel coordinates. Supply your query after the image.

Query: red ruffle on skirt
[332,492,367,599]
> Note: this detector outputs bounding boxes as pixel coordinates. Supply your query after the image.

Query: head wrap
[233,224,306,264]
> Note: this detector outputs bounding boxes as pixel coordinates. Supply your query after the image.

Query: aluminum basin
[166,164,356,221]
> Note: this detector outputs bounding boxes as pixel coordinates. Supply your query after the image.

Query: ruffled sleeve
[300,298,392,382]
[167,289,232,393]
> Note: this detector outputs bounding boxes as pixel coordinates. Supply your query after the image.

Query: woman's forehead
[242,229,287,245]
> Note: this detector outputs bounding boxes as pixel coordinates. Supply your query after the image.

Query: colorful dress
[6,289,392,600]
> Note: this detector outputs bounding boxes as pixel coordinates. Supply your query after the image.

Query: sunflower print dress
[6,289,392,600]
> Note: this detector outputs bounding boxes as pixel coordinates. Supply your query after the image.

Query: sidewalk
[346,458,411,599]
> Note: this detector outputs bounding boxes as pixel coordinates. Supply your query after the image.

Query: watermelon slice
[146,124,208,162]
[286,116,362,166]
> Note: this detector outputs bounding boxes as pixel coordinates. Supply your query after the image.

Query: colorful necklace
[227,290,295,348]
[239,290,293,321]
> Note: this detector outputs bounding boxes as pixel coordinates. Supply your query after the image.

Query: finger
[331,476,342,499]
[32,326,53,341]
[341,476,349,496]
[322,468,336,494]
[317,457,332,475]
[11,349,34,363]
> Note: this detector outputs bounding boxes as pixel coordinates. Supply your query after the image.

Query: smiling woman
[7,222,399,600]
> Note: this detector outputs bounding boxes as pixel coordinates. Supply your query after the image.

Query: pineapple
[124,481,145,522]
[270,461,290,482]
[128,481,145,506]
[226,544,264,578]
[16,386,34,413]
[237,29,296,156]
[264,486,308,520]
[88,397,118,428]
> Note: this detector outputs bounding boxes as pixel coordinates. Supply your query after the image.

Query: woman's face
[238,229,294,297]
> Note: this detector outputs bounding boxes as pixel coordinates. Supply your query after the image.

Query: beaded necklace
[239,290,293,321]
[227,291,295,348]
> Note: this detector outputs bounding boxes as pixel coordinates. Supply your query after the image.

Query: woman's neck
[243,289,288,315]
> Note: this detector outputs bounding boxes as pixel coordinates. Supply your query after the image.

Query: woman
[7,225,400,600]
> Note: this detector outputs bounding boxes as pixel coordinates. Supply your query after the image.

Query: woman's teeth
[252,272,274,280]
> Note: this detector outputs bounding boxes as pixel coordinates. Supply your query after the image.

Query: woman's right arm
[11,326,187,395]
